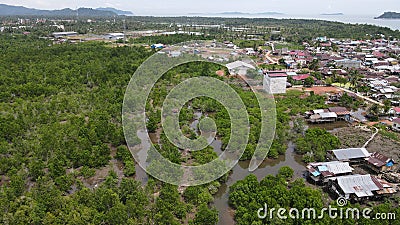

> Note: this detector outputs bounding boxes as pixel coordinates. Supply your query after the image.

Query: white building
[105,33,125,40]
[52,31,78,38]
[335,59,362,69]
[264,72,287,94]
[245,48,256,55]
[170,51,182,58]
[392,118,400,132]
[226,61,256,76]
[286,71,298,77]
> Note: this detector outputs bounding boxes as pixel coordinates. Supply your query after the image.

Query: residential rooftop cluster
[307,148,399,201]
[267,37,400,96]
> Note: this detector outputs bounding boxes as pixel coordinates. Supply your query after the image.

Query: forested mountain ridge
[96,7,134,15]
[0,4,117,17]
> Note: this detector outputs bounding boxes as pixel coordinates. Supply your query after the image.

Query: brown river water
[135,117,348,224]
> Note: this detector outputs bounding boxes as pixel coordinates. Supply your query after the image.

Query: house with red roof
[292,74,317,81]
[366,152,397,173]
[392,107,400,115]
[373,51,385,59]
[320,42,332,48]
[290,74,318,86]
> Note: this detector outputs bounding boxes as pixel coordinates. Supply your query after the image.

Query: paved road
[265,51,278,64]
[264,42,278,64]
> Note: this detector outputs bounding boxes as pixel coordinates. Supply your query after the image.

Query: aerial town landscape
[0,1,400,225]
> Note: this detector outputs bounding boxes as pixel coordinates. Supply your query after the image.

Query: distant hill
[221,11,283,15]
[256,12,284,15]
[375,12,400,19]
[96,7,133,15]
[188,11,284,16]
[221,12,248,15]
[0,4,117,17]
[321,13,344,16]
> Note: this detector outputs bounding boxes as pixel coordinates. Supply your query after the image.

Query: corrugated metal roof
[367,152,393,168]
[328,107,351,116]
[318,166,329,172]
[268,73,288,77]
[313,109,325,114]
[226,61,256,70]
[332,148,370,161]
[312,171,321,176]
[376,188,397,195]
[319,112,338,119]
[321,171,335,177]
[308,161,353,176]
[326,162,354,175]
[393,118,400,124]
[337,174,382,198]
[292,74,312,81]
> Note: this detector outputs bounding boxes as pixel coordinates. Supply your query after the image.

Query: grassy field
[274,42,305,50]
[332,82,355,89]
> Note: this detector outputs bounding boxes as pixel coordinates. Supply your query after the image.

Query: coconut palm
[368,103,382,120]
[349,70,361,92]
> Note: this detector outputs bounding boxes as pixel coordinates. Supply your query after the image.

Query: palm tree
[332,70,338,83]
[349,70,361,92]
[368,103,381,121]
[383,100,392,115]
[338,76,347,88]
[308,59,320,71]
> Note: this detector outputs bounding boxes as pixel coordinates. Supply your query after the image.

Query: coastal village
[50,30,400,202]
[245,37,400,202]
[1,9,400,224]
[224,36,400,202]
[160,36,400,203]
[123,33,400,204]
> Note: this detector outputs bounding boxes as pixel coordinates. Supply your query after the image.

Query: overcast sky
[1,0,399,16]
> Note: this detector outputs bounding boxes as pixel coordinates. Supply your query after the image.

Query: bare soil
[331,127,400,162]
[368,135,400,162]
[288,86,341,95]
[331,127,373,148]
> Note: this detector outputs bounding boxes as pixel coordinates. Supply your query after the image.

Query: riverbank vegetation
[145,61,289,162]
[274,90,342,162]
[0,33,294,225]
[229,169,400,225]
[295,128,341,162]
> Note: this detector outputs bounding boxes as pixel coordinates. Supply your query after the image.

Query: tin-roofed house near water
[328,174,397,201]
[365,152,397,173]
[328,148,371,164]
[307,161,354,184]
